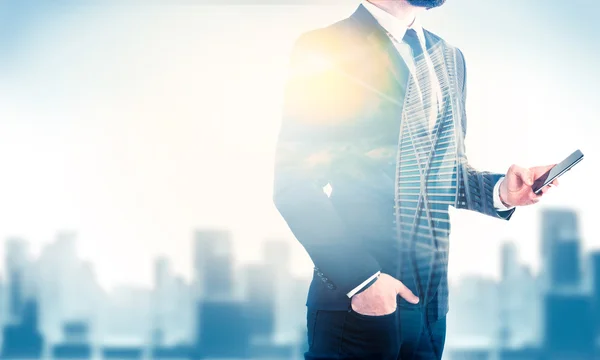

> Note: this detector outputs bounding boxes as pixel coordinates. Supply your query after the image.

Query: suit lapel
[350,4,410,95]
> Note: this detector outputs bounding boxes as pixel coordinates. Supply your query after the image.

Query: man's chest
[325,42,461,180]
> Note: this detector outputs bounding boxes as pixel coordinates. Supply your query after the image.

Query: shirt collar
[361,0,427,48]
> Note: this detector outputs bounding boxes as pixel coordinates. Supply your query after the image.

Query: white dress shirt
[362,0,442,132]
[347,1,513,298]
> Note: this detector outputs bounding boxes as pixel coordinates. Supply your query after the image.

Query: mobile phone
[532,149,584,194]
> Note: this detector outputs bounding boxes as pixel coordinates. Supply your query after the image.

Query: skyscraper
[498,241,541,347]
[539,209,590,357]
[500,241,519,281]
[152,257,192,344]
[192,229,235,350]
[193,229,234,301]
[262,239,298,340]
[1,298,44,358]
[243,264,275,340]
[196,301,250,359]
[542,293,594,357]
[540,209,581,290]
[5,237,31,323]
[36,232,104,343]
[591,251,600,337]
[549,239,581,287]
[499,241,517,348]
[153,257,170,341]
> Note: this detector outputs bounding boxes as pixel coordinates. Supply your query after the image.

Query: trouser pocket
[305,308,401,360]
[305,309,347,359]
[342,307,400,359]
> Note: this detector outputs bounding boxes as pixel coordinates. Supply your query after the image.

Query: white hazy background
[0,0,598,291]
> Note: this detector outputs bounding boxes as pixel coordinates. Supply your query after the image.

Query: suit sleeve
[455,48,515,220]
[273,34,381,296]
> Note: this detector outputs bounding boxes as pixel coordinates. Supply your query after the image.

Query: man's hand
[499,164,559,207]
[350,273,419,316]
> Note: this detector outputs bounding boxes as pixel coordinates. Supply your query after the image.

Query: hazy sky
[0,0,598,291]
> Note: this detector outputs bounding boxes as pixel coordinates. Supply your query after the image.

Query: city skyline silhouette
[1,206,599,359]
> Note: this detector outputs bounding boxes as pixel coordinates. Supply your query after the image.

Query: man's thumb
[396,281,419,304]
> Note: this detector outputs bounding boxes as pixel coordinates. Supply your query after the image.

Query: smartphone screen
[532,150,584,194]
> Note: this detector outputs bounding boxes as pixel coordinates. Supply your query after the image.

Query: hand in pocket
[351,273,419,316]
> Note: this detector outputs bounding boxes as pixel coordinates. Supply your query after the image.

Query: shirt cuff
[493,177,515,211]
[346,271,381,298]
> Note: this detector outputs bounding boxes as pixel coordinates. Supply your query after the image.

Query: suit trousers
[304,299,446,360]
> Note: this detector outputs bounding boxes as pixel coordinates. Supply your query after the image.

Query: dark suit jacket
[273,4,514,318]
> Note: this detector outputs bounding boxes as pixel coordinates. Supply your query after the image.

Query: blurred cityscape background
[0,208,599,360]
[1,0,599,359]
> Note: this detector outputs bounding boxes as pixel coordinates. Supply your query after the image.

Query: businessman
[273,0,557,359]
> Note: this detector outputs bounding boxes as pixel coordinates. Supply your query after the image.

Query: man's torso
[295,4,468,318]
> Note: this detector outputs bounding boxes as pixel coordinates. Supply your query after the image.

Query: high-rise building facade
[498,241,541,347]
[196,301,250,359]
[500,242,519,281]
[591,251,600,337]
[153,256,192,344]
[36,232,104,343]
[193,229,234,301]
[244,264,275,340]
[542,293,594,357]
[540,209,581,290]
[5,237,31,323]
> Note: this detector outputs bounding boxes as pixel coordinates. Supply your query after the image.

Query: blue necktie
[402,28,432,137]
[403,29,425,61]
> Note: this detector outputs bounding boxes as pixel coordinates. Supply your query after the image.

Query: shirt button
[327,283,336,290]
[321,277,328,282]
